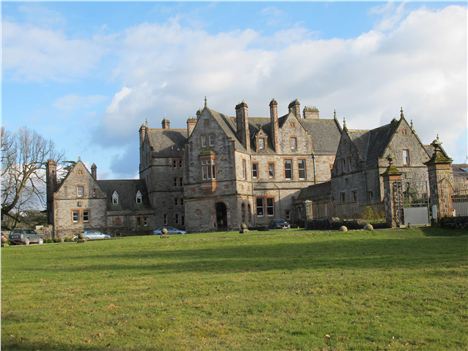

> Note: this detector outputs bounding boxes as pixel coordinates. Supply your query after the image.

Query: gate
[452,189,468,216]
[401,180,430,225]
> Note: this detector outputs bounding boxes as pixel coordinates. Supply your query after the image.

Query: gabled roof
[146,128,187,157]
[97,179,151,211]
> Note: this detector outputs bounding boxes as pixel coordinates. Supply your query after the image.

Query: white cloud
[97,5,466,166]
[3,21,109,81]
[54,94,106,111]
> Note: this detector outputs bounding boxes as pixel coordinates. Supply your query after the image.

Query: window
[136,190,143,204]
[92,188,97,198]
[179,177,183,186]
[175,213,179,224]
[76,186,84,198]
[173,178,178,186]
[285,210,290,220]
[268,163,275,178]
[83,210,89,222]
[201,159,216,180]
[178,159,183,167]
[112,191,119,205]
[242,159,247,179]
[258,138,265,150]
[290,137,297,151]
[298,159,306,179]
[367,191,373,202]
[352,190,357,202]
[252,162,258,178]
[181,215,185,226]
[340,192,346,203]
[342,159,346,173]
[137,217,141,225]
[173,159,177,167]
[163,214,168,225]
[143,217,148,226]
[201,135,207,147]
[174,198,178,205]
[256,197,264,217]
[72,210,79,223]
[266,198,274,216]
[209,135,214,146]
[403,149,410,165]
[284,159,292,180]
[347,157,352,172]
[181,198,184,205]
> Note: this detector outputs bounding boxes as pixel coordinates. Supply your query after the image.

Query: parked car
[8,229,44,245]
[73,230,112,241]
[153,226,186,235]
[269,219,291,229]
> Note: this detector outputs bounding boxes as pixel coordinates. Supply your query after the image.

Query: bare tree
[1,127,63,229]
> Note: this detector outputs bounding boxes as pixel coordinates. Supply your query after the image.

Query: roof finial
[400,106,404,119]
[204,96,207,108]
[343,117,347,130]
[144,118,148,127]
[333,109,337,119]
[410,119,413,130]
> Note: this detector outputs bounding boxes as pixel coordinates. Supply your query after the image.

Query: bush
[440,216,468,229]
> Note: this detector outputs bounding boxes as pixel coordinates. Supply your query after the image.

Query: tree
[1,127,63,229]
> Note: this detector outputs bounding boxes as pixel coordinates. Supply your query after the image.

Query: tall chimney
[303,106,319,119]
[235,101,250,151]
[186,117,197,137]
[139,121,148,145]
[288,99,301,119]
[91,163,97,180]
[46,160,57,225]
[161,118,170,129]
[269,99,279,152]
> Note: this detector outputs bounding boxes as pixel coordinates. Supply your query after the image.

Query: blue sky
[2,2,467,179]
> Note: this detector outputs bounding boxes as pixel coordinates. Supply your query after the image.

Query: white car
[74,230,112,241]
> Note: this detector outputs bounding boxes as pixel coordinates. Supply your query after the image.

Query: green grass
[2,228,467,351]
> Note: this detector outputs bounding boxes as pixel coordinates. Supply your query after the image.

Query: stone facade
[142,99,341,232]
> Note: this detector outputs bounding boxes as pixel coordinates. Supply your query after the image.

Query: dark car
[269,219,291,229]
[153,226,186,235]
[8,229,44,245]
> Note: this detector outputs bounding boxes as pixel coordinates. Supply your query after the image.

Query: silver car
[74,230,112,241]
[8,229,44,245]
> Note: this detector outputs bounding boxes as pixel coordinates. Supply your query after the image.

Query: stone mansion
[46,98,459,237]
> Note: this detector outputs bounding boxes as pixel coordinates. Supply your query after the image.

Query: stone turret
[269,99,279,152]
[235,101,250,151]
[288,99,301,119]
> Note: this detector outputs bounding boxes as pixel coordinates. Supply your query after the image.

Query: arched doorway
[215,202,227,230]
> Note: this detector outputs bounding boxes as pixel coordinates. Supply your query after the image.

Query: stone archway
[215,202,228,230]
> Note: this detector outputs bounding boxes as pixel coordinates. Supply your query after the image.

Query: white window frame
[136,190,143,204]
[298,159,306,180]
[112,191,119,205]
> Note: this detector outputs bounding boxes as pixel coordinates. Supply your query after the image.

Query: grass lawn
[2,227,467,351]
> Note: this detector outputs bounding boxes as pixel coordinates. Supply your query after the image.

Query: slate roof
[97,179,152,211]
[146,128,187,157]
[296,181,331,202]
[452,164,468,178]
[346,120,398,167]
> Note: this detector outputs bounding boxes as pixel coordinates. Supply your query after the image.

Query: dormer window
[136,190,143,204]
[112,191,119,205]
[258,138,265,150]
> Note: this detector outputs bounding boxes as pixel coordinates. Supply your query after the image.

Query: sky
[2,1,467,180]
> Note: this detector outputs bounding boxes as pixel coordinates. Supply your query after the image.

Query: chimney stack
[139,121,148,145]
[187,117,197,137]
[269,99,279,152]
[161,118,170,129]
[91,163,97,180]
[303,106,319,119]
[235,101,250,151]
[288,99,301,119]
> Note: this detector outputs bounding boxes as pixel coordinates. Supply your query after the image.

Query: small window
[201,135,207,147]
[367,191,373,202]
[72,210,79,223]
[209,135,214,146]
[268,163,275,179]
[403,149,410,166]
[178,159,183,167]
[83,210,89,222]
[242,159,247,179]
[181,215,185,226]
[163,214,168,225]
[290,137,297,151]
[136,190,143,204]
[252,163,258,178]
[256,198,264,217]
[201,159,216,180]
[76,186,84,198]
[340,192,346,203]
[352,190,357,202]
[112,191,119,205]
[298,160,306,179]
[266,198,274,216]
[175,213,179,224]
[144,216,148,226]
[174,177,178,186]
[258,138,265,150]
[137,217,141,225]
[284,159,292,180]
[92,188,97,198]
[285,210,290,220]
[174,198,178,205]
[173,159,177,167]
[181,198,184,205]
[179,177,183,187]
